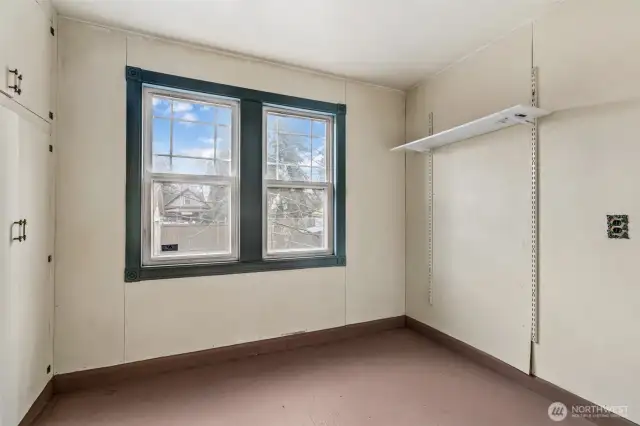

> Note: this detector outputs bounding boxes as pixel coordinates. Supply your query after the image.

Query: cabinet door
[9,113,52,420]
[0,0,19,99]
[2,0,52,121]
[0,103,21,426]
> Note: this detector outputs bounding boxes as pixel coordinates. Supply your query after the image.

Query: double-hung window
[125,67,345,282]
[263,107,333,258]
[142,87,240,265]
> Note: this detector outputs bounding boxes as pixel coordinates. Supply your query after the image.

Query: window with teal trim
[124,67,346,282]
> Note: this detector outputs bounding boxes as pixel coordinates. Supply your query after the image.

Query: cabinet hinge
[50,27,55,36]
[48,255,52,263]
[49,145,53,152]
[49,111,54,120]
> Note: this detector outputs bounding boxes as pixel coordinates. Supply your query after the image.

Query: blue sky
[151,95,328,180]
[152,96,232,175]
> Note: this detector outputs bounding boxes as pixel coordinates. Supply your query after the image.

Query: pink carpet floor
[36,329,591,425]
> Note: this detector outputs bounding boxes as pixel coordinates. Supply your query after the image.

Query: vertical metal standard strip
[428,112,434,306]
[530,67,539,343]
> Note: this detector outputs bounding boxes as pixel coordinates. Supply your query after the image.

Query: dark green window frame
[124,67,346,282]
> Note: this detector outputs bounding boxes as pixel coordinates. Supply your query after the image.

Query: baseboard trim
[406,316,637,426]
[54,315,405,394]
[35,316,637,425]
[18,380,53,426]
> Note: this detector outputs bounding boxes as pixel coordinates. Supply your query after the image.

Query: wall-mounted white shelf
[391,105,550,152]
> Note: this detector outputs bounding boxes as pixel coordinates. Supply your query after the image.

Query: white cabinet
[0,102,53,426]
[0,0,18,91]
[0,1,54,425]
[0,0,53,122]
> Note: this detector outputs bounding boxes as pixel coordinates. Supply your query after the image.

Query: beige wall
[406,24,534,373]
[56,1,640,420]
[405,0,640,420]
[54,18,405,373]
[534,0,640,419]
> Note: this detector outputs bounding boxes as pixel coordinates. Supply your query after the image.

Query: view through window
[143,87,239,265]
[264,107,333,257]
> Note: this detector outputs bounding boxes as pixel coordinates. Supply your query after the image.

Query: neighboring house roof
[164,188,210,212]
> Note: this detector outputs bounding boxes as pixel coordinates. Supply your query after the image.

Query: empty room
[1,0,638,425]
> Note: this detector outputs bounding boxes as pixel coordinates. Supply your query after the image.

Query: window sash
[262,106,334,259]
[264,183,333,258]
[143,177,239,265]
[149,172,235,185]
[141,86,240,266]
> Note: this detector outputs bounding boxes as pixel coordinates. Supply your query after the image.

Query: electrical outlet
[607,215,629,239]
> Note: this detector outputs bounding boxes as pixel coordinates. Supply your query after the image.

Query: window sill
[124,255,347,282]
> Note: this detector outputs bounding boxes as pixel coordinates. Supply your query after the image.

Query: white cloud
[152,98,160,106]
[173,102,193,113]
[175,112,199,126]
[198,137,215,145]
[181,112,198,122]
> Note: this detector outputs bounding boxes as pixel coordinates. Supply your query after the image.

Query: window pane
[216,125,231,161]
[266,164,282,180]
[152,182,232,257]
[267,164,316,181]
[290,166,311,181]
[152,118,171,155]
[279,115,311,135]
[172,158,217,175]
[173,121,215,158]
[266,187,326,252]
[153,155,171,172]
[212,159,230,176]
[266,131,278,163]
[192,103,215,122]
[148,94,237,177]
[266,111,330,183]
[311,137,326,181]
[311,167,326,182]
[152,96,171,117]
[171,100,214,122]
[311,120,326,138]
[267,132,311,168]
[216,106,232,125]
[266,114,277,132]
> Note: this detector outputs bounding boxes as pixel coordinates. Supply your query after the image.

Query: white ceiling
[51,0,561,89]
